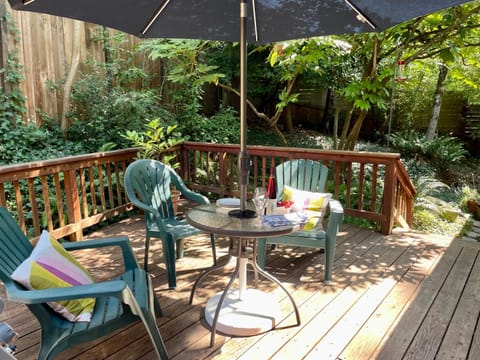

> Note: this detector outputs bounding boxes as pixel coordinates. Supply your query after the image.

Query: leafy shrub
[176,105,240,144]
[413,208,465,235]
[59,30,165,153]
[0,118,83,164]
[389,130,467,174]
[162,96,239,146]
[411,175,465,235]
[67,80,164,153]
[123,118,184,167]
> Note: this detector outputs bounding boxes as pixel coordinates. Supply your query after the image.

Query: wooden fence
[0,143,415,240]
[0,3,145,124]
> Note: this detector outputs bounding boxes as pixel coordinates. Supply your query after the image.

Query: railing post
[180,143,190,182]
[218,152,227,192]
[381,160,397,235]
[64,169,83,240]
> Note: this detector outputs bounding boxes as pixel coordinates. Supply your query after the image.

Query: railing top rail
[0,148,138,181]
[182,142,401,163]
[395,158,416,197]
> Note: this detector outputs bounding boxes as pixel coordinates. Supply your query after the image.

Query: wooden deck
[1,213,479,360]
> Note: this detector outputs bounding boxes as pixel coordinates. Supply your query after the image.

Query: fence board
[3,5,147,124]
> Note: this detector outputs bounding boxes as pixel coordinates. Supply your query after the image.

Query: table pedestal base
[205,289,280,336]
[189,237,300,347]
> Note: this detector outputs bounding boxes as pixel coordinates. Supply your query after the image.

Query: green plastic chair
[0,207,169,360]
[257,159,344,282]
[124,159,216,289]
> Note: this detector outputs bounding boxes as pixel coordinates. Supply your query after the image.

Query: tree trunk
[61,21,81,130]
[102,26,113,92]
[285,105,294,133]
[338,107,353,150]
[333,108,340,149]
[284,79,294,134]
[217,76,297,146]
[426,63,449,140]
[344,110,368,151]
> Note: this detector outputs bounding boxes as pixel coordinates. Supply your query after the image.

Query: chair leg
[175,238,185,259]
[140,308,169,360]
[144,235,151,271]
[163,239,177,289]
[256,238,268,269]
[210,233,217,266]
[153,293,163,318]
[146,272,163,318]
[324,240,336,283]
[37,327,65,360]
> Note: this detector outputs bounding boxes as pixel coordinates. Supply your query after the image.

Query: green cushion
[11,230,96,322]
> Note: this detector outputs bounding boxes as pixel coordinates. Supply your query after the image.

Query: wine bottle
[266,167,277,215]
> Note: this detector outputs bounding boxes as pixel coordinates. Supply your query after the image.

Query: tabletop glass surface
[187,204,294,238]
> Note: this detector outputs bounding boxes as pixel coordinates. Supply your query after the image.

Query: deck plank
[403,242,476,360]
[307,234,423,360]
[436,242,480,360]
[375,238,466,360]
[339,233,447,360]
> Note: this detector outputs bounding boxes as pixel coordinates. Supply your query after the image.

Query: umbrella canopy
[7,0,471,217]
[7,0,471,43]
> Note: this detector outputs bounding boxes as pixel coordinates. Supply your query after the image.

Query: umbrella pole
[230,0,255,219]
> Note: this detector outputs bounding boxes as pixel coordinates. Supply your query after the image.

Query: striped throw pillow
[11,230,96,322]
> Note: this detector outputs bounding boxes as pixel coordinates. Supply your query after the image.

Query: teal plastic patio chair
[124,159,217,289]
[0,207,169,360]
[257,159,344,282]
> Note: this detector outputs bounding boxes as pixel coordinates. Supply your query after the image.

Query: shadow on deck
[1,212,479,360]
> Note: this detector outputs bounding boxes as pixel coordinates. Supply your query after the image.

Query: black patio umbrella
[7,0,472,217]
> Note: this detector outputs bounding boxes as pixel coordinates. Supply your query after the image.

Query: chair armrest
[6,280,127,304]
[62,236,139,271]
[128,196,160,217]
[326,200,344,238]
[178,188,210,205]
[170,169,210,205]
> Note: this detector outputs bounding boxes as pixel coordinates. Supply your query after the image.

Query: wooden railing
[176,142,416,235]
[0,143,415,239]
[0,148,137,240]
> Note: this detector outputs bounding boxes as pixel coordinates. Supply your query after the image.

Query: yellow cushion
[282,185,331,231]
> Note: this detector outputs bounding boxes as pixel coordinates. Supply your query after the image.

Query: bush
[123,118,184,167]
[389,130,467,177]
[0,118,82,164]
[67,82,164,153]
[176,105,240,144]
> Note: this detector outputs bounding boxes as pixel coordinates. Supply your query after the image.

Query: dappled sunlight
[257,224,455,302]
[2,214,464,359]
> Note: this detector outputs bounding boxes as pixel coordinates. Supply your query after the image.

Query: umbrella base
[228,209,257,219]
[205,289,280,337]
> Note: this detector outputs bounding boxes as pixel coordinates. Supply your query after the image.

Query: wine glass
[252,187,267,217]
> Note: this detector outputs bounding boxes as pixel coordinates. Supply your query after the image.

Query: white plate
[216,198,241,208]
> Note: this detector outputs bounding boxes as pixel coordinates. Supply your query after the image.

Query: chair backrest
[0,207,55,327]
[0,208,34,284]
[125,159,182,223]
[275,159,329,200]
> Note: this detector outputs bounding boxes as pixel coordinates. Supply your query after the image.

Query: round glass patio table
[187,203,301,347]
